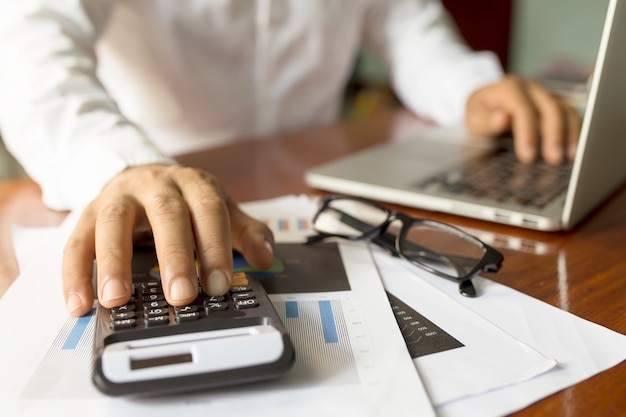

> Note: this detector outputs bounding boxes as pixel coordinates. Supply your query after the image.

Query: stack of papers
[1,195,624,417]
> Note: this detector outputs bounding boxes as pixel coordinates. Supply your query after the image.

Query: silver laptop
[305,0,626,232]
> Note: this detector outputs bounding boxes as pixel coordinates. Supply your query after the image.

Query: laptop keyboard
[414,145,572,209]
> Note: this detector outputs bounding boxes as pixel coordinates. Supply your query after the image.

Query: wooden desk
[0,109,624,416]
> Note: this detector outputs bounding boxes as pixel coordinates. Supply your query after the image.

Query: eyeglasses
[306,195,503,297]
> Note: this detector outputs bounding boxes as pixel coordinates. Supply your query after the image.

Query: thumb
[466,105,511,138]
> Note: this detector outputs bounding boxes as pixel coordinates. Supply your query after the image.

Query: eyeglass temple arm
[329,209,432,258]
[305,210,398,251]
[305,233,332,244]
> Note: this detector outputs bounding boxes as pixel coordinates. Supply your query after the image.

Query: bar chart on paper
[271,297,363,386]
[21,308,100,399]
[20,242,396,400]
[21,294,377,399]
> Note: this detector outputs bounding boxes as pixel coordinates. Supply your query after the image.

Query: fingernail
[204,270,230,295]
[252,232,273,256]
[101,279,128,302]
[169,277,198,302]
[67,293,83,315]
[549,147,563,164]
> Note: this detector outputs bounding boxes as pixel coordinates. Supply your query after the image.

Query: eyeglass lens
[401,224,486,279]
[313,198,487,281]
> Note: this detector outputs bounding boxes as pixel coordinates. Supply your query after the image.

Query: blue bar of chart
[62,312,93,350]
[274,299,359,386]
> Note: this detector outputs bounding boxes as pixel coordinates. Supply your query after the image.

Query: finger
[566,105,582,160]
[144,184,199,306]
[500,78,540,164]
[465,99,511,138]
[176,169,234,296]
[229,200,275,270]
[467,76,539,163]
[62,206,97,317]
[526,82,567,165]
[94,196,137,308]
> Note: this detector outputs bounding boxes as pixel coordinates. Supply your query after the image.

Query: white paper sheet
[244,196,557,407]
[372,251,556,406]
[241,195,626,416]
[249,196,626,417]
[0,201,434,417]
[405,264,626,417]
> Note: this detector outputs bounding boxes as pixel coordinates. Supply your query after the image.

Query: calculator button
[144,308,169,318]
[231,273,249,287]
[112,304,136,313]
[111,311,136,321]
[142,293,165,302]
[144,300,168,310]
[176,312,201,323]
[175,305,199,314]
[232,292,255,301]
[205,302,229,313]
[142,286,162,295]
[231,285,252,293]
[204,295,226,302]
[235,298,259,309]
[203,298,228,308]
[145,315,170,327]
[110,318,136,330]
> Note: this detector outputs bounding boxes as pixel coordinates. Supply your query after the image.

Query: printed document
[0,208,434,417]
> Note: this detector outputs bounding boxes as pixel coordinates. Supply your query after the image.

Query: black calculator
[91,245,295,396]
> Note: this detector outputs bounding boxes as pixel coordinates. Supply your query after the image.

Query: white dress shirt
[0,0,502,211]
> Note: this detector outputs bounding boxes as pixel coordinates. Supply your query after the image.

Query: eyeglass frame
[306,195,503,297]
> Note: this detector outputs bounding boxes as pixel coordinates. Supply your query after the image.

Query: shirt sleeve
[0,1,176,211]
[362,0,505,126]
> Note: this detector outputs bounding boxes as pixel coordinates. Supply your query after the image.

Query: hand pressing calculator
[91,246,295,396]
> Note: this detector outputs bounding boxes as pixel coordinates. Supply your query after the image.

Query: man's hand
[465,75,582,165]
[62,164,274,317]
